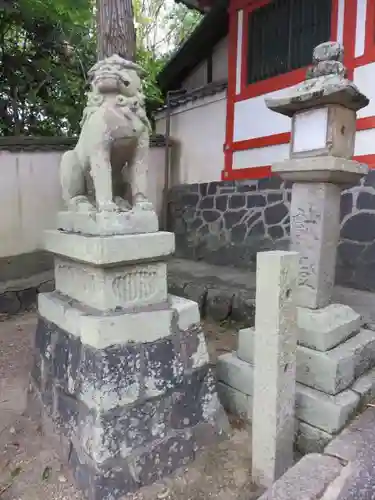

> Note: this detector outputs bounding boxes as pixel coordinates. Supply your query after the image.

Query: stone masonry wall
[167,171,375,293]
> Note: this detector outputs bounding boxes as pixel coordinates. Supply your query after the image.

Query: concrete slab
[258,453,343,500]
[325,407,375,462]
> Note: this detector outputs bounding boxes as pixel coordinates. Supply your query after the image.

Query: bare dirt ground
[0,313,262,500]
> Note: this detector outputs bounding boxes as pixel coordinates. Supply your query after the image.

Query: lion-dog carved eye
[123,80,130,87]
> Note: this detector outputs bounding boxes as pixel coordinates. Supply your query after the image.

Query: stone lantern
[216,43,375,455]
[266,41,369,309]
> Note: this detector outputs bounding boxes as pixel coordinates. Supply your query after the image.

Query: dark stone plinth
[30,316,227,500]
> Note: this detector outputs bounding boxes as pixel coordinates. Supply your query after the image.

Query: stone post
[252,250,299,488]
[29,55,228,500]
[266,41,369,309]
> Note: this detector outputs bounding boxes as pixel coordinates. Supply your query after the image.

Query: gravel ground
[0,313,262,500]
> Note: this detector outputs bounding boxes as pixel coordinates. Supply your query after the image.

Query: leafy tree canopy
[0,0,201,136]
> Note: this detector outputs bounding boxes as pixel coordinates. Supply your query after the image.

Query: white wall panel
[354,63,375,118]
[355,0,367,57]
[337,0,345,44]
[233,85,296,142]
[355,128,375,156]
[232,143,289,170]
[235,10,244,95]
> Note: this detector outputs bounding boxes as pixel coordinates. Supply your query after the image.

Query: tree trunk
[96,0,136,61]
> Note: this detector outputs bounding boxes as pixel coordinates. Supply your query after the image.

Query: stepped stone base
[217,304,375,454]
[30,294,228,499]
[29,229,228,500]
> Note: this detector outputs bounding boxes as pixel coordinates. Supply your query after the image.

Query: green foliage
[0,0,201,136]
[0,0,96,136]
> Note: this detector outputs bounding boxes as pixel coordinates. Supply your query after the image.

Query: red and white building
[157,0,375,183]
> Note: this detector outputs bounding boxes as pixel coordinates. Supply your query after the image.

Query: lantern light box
[290,105,356,160]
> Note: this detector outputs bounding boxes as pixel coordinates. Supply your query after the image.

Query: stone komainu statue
[60,54,152,213]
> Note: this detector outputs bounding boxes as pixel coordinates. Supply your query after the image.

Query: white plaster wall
[212,36,228,81]
[0,150,64,258]
[354,62,375,118]
[233,85,296,142]
[337,0,345,44]
[155,91,227,184]
[0,147,166,259]
[232,144,290,170]
[182,36,228,90]
[182,61,208,90]
[355,0,367,58]
[355,128,375,156]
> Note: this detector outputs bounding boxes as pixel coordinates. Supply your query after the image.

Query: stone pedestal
[290,182,341,309]
[29,223,227,500]
[216,42,375,455]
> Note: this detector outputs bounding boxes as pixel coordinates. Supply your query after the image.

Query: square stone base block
[30,296,228,500]
[216,351,375,453]
[236,314,375,395]
[57,209,159,236]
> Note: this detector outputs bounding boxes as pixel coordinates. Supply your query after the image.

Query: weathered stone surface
[57,209,159,236]
[69,446,138,500]
[297,329,375,395]
[357,191,375,210]
[313,41,344,63]
[258,454,343,500]
[290,182,341,309]
[264,203,288,225]
[341,212,375,242]
[128,431,195,486]
[297,304,362,351]
[55,388,80,437]
[183,282,207,315]
[206,288,233,322]
[0,291,21,315]
[38,291,200,350]
[295,383,359,434]
[340,192,353,220]
[325,407,375,462]
[32,310,227,498]
[167,169,375,294]
[237,327,255,364]
[296,421,333,454]
[231,291,256,326]
[252,251,299,488]
[54,258,168,311]
[53,327,81,395]
[351,367,375,407]
[237,326,375,395]
[44,230,175,267]
[216,352,253,396]
[217,381,252,419]
[220,349,358,436]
